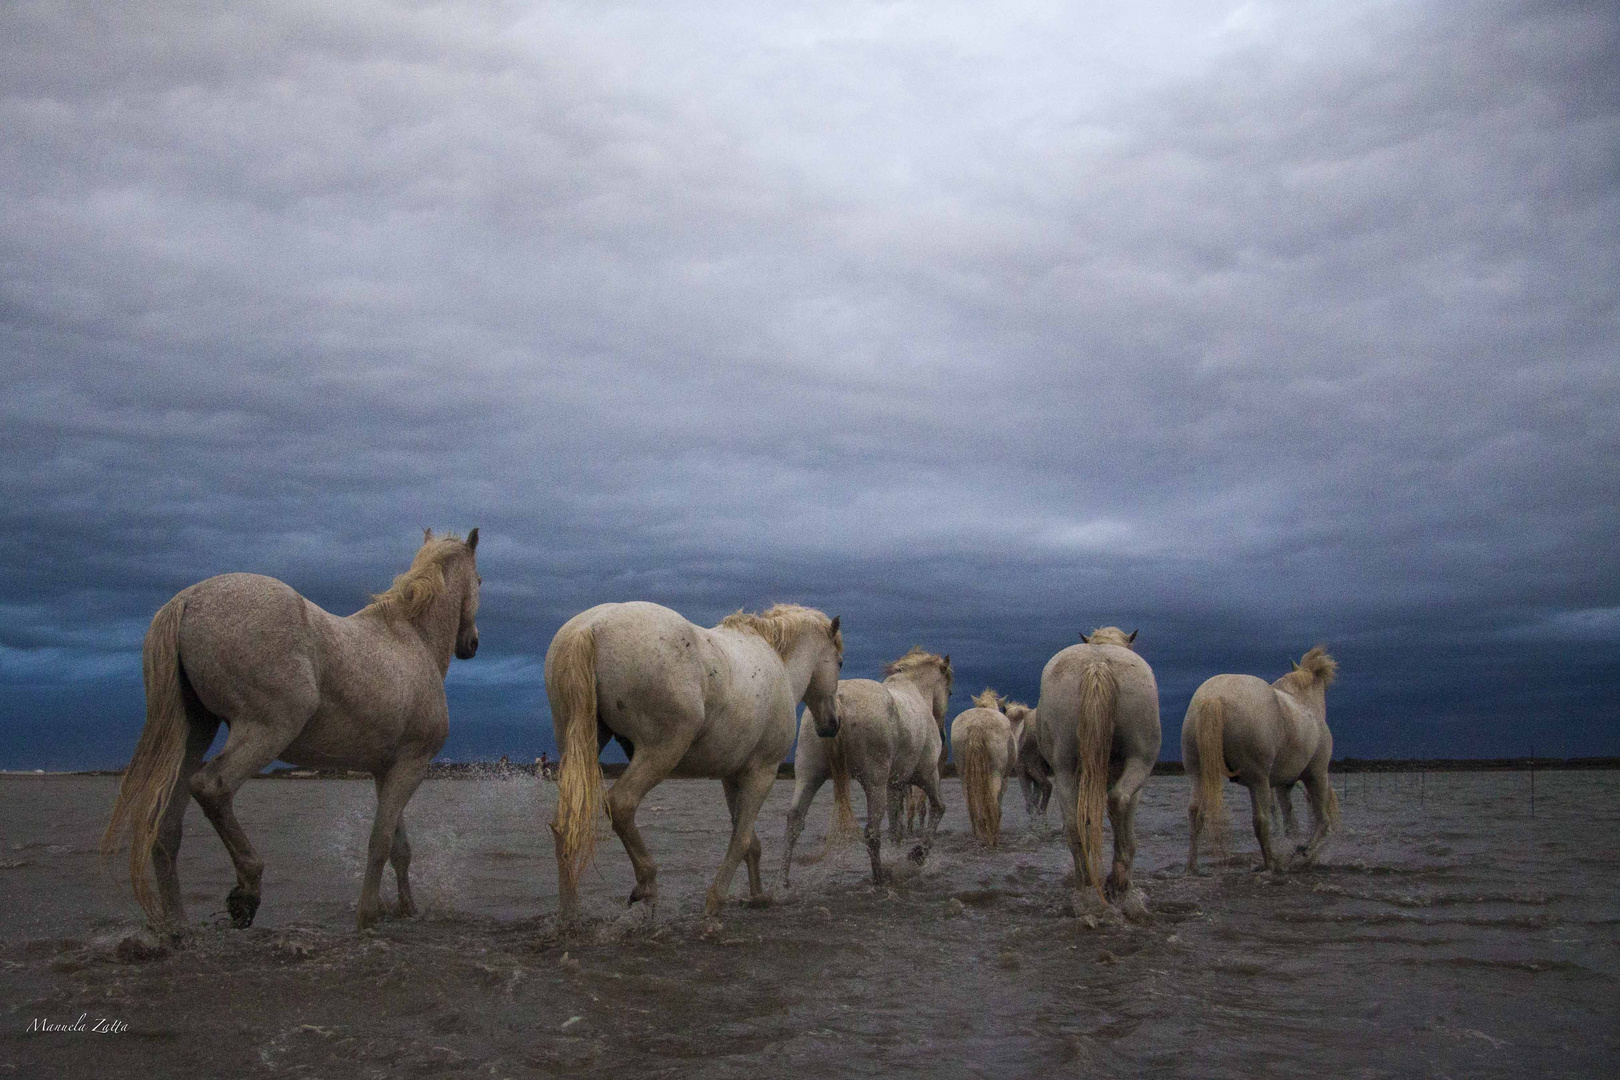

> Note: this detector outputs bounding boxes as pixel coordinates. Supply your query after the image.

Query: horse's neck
[777,632,823,700]
[406,588,463,677]
[884,676,936,726]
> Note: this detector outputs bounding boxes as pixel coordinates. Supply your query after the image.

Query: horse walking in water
[547,602,842,921]
[1008,703,1052,820]
[1036,628,1160,916]
[951,689,1015,845]
[781,648,953,887]
[1184,646,1340,874]
[102,530,481,932]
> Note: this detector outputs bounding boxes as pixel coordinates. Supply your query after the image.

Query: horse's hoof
[746,894,773,910]
[226,886,260,929]
[907,844,927,864]
[703,887,724,917]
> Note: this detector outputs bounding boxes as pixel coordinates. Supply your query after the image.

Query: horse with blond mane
[781,647,953,886]
[547,601,842,921]
[951,689,1015,845]
[1184,646,1340,874]
[102,529,482,932]
[1007,703,1052,820]
[1036,627,1160,916]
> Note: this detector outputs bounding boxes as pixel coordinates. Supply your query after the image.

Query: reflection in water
[2,770,1616,1078]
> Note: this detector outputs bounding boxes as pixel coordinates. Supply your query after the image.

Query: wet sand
[3,770,1617,1078]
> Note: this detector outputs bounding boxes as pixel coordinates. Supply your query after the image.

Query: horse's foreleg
[915,770,947,863]
[780,769,826,889]
[359,758,430,929]
[370,772,417,916]
[864,779,891,884]
[706,766,775,916]
[1275,783,1300,838]
[1248,778,1281,872]
[721,777,764,900]
[191,718,298,929]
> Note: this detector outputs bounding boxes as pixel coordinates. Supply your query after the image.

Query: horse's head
[453,528,481,660]
[1080,627,1137,649]
[804,614,843,738]
[931,655,954,726]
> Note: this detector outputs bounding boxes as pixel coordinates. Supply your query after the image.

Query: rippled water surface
[2,770,1617,1077]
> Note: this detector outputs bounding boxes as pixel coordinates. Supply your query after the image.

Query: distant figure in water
[538,752,554,780]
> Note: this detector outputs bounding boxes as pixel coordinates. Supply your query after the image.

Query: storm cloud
[3,0,1616,768]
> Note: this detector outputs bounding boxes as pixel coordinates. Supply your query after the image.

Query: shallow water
[2,770,1617,1077]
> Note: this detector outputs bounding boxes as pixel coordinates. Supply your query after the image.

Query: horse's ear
[1080,632,1090,644]
[423,527,433,543]
[466,527,479,552]
[1127,629,1138,643]
[829,615,840,636]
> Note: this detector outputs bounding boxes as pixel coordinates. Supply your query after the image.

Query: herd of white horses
[102,530,1340,933]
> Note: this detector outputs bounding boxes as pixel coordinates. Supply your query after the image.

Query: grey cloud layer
[2,1,1616,761]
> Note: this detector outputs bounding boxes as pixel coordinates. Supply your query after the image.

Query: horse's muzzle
[456,631,479,660]
[812,711,840,739]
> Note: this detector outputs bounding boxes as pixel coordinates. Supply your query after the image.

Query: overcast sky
[2,0,1616,769]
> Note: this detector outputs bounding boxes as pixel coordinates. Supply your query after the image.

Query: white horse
[781,647,953,886]
[1184,646,1340,874]
[547,602,842,920]
[1008,703,1052,820]
[950,689,1014,845]
[102,529,482,932]
[1036,627,1160,914]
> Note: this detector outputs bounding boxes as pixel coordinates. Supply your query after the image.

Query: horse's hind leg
[914,768,947,863]
[1247,778,1282,872]
[151,709,223,931]
[1105,758,1153,902]
[606,735,693,911]
[780,764,827,888]
[190,714,303,928]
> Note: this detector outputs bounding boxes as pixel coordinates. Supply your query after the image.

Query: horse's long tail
[101,596,188,925]
[546,621,604,917]
[826,731,860,842]
[1075,659,1118,897]
[1322,770,1341,830]
[960,725,1001,845]
[1190,696,1235,851]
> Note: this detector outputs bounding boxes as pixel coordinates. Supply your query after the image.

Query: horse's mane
[1003,701,1032,723]
[370,533,470,619]
[720,603,843,660]
[884,647,953,694]
[1084,626,1136,648]
[972,688,1003,711]
[1273,645,1338,695]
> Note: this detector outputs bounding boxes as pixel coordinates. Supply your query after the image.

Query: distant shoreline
[6,755,1617,780]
